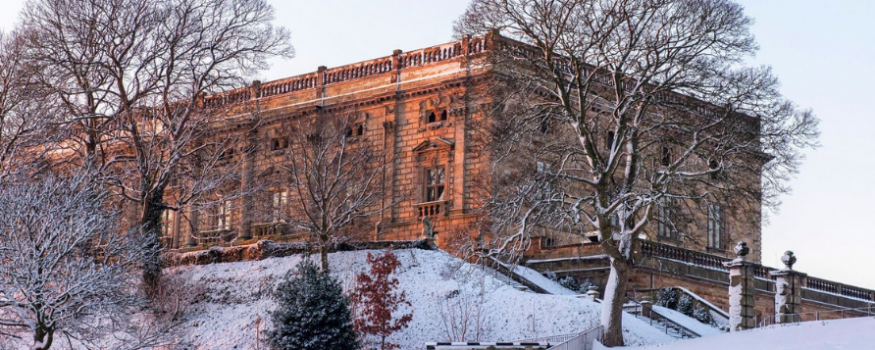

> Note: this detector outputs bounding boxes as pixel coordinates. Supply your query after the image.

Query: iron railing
[515,332,580,344]
[546,326,604,350]
[623,297,702,338]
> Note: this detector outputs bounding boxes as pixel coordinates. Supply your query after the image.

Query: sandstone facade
[158,31,764,265]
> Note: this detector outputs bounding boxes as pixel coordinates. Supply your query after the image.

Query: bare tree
[271,109,394,271]
[436,284,487,343]
[0,171,153,350]
[20,0,294,293]
[455,0,819,345]
[0,30,55,179]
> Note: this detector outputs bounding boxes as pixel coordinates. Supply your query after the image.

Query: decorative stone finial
[781,250,796,270]
[734,241,750,258]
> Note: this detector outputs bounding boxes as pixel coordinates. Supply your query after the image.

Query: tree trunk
[320,241,329,272]
[141,191,165,297]
[33,325,53,350]
[600,256,630,347]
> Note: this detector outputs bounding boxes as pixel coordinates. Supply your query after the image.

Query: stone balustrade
[197,32,494,109]
[416,200,449,218]
[638,240,875,303]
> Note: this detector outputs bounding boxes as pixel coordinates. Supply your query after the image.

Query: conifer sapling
[267,257,360,350]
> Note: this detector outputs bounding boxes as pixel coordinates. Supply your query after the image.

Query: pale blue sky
[2,1,873,288]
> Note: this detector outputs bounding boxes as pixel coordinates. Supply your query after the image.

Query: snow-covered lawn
[614,317,875,350]
[171,248,675,349]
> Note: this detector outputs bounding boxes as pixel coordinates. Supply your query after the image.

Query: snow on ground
[170,249,675,349]
[650,306,724,337]
[614,317,875,350]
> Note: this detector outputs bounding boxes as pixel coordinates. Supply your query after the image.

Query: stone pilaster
[236,128,257,241]
[724,258,757,331]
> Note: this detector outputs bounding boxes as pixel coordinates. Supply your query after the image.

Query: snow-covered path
[615,317,875,350]
[171,248,675,349]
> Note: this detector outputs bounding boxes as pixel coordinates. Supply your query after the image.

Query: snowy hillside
[169,248,675,349]
[615,317,875,350]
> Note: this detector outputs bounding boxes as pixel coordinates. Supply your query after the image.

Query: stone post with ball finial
[723,241,757,331]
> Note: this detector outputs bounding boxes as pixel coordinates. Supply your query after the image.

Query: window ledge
[706,246,729,254]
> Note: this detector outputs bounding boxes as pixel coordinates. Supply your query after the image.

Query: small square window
[271,138,288,151]
[661,146,672,166]
[709,160,725,180]
[346,123,364,137]
[219,148,235,160]
[426,110,448,123]
[542,237,555,248]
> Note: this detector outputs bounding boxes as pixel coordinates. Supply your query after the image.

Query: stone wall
[164,239,432,267]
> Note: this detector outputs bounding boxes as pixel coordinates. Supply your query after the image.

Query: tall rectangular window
[536,161,553,192]
[708,203,724,249]
[219,200,232,231]
[205,200,233,231]
[658,199,678,240]
[425,167,446,202]
[161,210,176,238]
[272,190,289,222]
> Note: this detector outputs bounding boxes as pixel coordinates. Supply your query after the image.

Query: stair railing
[546,325,604,350]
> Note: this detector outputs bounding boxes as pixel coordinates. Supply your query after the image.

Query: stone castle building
[158,31,875,327]
[158,31,763,263]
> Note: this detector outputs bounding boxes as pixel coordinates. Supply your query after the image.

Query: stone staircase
[622,291,729,339]
[624,303,697,339]
[481,263,534,293]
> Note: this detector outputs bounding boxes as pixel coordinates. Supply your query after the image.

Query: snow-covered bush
[578,278,596,293]
[557,276,580,292]
[267,257,360,350]
[694,305,713,325]
[544,271,558,281]
[677,294,694,316]
[655,288,679,310]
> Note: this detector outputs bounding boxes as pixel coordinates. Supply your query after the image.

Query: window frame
[161,209,176,238]
[424,166,446,203]
[426,109,448,124]
[707,202,725,250]
[657,199,679,241]
[271,190,289,223]
[661,145,672,166]
[204,200,233,232]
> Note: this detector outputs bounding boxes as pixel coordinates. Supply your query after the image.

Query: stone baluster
[584,285,601,301]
